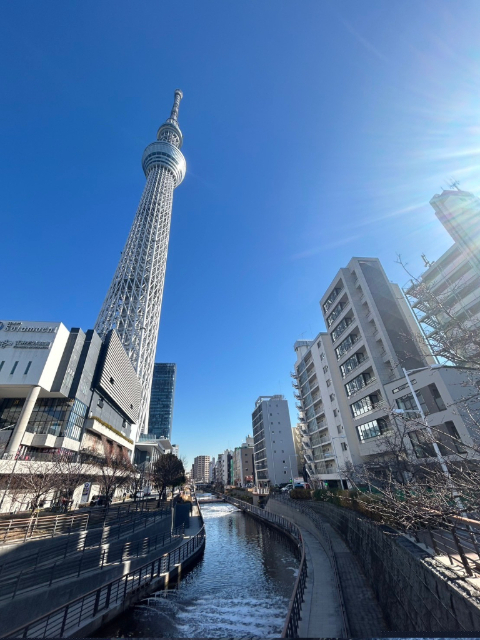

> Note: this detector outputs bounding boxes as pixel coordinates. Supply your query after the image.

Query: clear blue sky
[2,2,480,467]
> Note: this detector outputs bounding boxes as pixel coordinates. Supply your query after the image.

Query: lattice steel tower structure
[95,90,186,438]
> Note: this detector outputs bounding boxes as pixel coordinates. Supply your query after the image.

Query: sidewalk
[267,499,345,638]
[268,498,387,638]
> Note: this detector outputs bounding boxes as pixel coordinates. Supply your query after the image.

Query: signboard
[81,482,91,503]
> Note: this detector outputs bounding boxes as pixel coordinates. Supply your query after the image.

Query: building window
[10,362,18,375]
[340,351,366,377]
[429,384,446,412]
[345,371,374,397]
[396,391,428,416]
[327,301,346,327]
[323,365,329,373]
[331,317,353,342]
[110,377,114,384]
[323,285,343,313]
[351,393,379,418]
[326,379,332,387]
[333,409,338,417]
[341,442,348,451]
[0,361,4,372]
[320,352,325,361]
[335,333,358,359]
[24,362,32,375]
[97,398,104,408]
[357,418,390,442]
[330,394,335,402]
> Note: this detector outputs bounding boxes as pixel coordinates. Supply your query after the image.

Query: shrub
[290,488,311,500]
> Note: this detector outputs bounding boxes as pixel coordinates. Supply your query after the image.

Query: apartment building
[252,395,297,492]
[383,365,480,460]
[193,455,210,483]
[233,436,255,487]
[293,257,431,488]
[404,191,480,356]
[430,188,480,276]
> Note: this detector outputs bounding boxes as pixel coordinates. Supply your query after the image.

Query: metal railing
[5,525,206,638]
[0,499,167,545]
[0,512,89,544]
[225,496,307,638]
[0,522,183,601]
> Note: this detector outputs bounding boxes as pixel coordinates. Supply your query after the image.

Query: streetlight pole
[401,368,464,511]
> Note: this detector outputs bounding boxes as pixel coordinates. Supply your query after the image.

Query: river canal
[97,502,299,638]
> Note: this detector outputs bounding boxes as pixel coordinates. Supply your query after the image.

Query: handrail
[0,514,177,600]
[4,525,206,638]
[224,496,307,638]
[0,500,168,546]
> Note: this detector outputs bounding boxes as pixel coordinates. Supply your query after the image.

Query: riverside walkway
[0,502,204,638]
[267,495,387,638]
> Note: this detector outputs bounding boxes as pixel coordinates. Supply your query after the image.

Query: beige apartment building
[293,257,432,489]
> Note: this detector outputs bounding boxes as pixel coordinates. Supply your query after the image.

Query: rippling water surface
[98,503,299,638]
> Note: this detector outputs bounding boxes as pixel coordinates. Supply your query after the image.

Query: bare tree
[84,437,134,506]
[53,452,94,511]
[10,460,60,513]
[151,453,185,501]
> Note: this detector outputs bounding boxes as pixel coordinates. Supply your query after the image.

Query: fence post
[49,562,56,587]
[77,554,83,577]
[93,588,101,616]
[52,515,58,538]
[12,570,23,599]
[60,603,69,637]
[452,526,473,577]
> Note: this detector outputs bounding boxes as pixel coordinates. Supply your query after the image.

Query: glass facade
[0,397,87,441]
[147,363,176,440]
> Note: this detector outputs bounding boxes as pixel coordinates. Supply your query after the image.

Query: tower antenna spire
[170,89,183,122]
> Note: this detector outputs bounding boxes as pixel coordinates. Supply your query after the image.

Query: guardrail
[0,512,89,544]
[0,499,168,546]
[6,525,206,638]
[225,496,307,638]
[0,516,178,600]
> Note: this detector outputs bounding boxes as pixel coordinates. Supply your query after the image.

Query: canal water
[97,502,299,638]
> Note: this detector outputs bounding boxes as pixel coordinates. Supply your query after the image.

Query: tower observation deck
[95,90,186,438]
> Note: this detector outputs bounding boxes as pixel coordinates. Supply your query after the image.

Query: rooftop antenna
[421,253,434,268]
[448,178,461,191]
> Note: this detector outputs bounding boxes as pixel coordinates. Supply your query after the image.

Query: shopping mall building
[0,320,141,460]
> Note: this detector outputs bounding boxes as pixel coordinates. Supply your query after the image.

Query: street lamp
[398,367,463,511]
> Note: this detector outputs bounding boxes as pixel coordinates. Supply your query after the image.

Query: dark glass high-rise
[148,363,176,440]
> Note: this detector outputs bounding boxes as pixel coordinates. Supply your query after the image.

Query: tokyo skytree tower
[95,90,186,437]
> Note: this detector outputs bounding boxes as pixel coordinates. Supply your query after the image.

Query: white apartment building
[293,258,432,489]
[193,455,210,483]
[404,191,480,355]
[252,395,297,492]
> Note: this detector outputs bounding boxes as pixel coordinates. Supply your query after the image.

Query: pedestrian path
[267,500,345,638]
[268,498,387,638]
